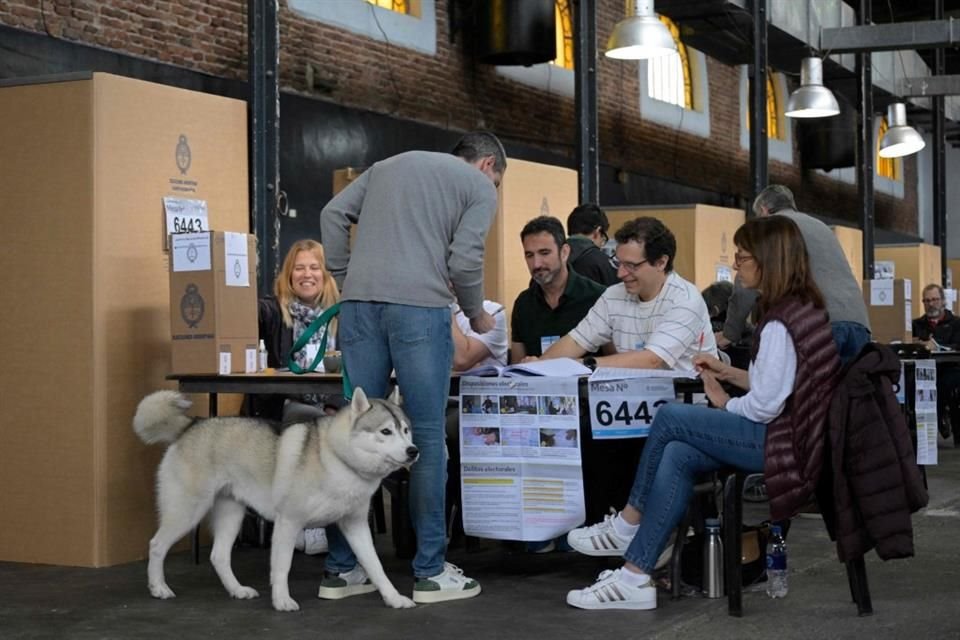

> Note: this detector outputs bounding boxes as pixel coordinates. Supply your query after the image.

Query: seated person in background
[256,239,343,423]
[452,299,508,372]
[564,215,840,611]
[511,216,607,362]
[702,280,753,370]
[532,217,717,371]
[255,239,343,556]
[566,204,619,286]
[913,284,960,437]
[701,280,735,334]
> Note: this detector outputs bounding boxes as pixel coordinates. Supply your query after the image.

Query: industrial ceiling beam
[821,19,960,53]
[898,74,960,97]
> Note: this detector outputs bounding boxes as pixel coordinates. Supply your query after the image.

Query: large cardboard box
[606,204,745,290]
[863,279,913,343]
[170,232,258,374]
[831,225,863,288]
[484,159,578,329]
[0,73,248,567]
[875,243,942,316]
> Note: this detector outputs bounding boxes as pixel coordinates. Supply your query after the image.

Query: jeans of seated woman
[324,301,453,579]
[622,403,767,573]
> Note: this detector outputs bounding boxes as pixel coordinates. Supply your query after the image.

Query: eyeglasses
[734,252,756,267]
[609,256,649,272]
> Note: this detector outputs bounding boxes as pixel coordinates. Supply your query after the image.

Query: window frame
[288,0,436,56]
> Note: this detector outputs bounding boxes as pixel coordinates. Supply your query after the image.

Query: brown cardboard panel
[607,204,745,290]
[863,279,912,343]
[876,244,942,318]
[831,226,864,288]
[0,73,249,566]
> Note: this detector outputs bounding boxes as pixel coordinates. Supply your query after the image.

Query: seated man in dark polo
[913,283,960,438]
[566,204,620,286]
[511,215,607,363]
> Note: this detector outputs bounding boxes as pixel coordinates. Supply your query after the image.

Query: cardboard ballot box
[170,231,258,374]
[863,278,913,343]
[606,204,745,290]
[0,72,249,567]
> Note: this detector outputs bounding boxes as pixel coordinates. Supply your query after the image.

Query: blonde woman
[257,239,341,422]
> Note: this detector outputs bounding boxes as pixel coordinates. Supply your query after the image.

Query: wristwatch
[582,356,598,371]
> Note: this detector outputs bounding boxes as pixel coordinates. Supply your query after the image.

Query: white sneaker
[566,569,657,611]
[567,513,631,557]
[412,563,481,604]
[297,527,328,555]
[316,565,377,600]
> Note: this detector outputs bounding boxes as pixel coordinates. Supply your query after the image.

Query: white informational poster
[458,376,584,542]
[914,360,938,465]
[715,264,733,283]
[224,231,250,287]
[171,232,211,272]
[587,376,675,439]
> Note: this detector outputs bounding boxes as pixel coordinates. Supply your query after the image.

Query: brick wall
[1,0,917,233]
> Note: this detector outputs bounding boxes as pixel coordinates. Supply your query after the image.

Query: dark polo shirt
[511,268,607,357]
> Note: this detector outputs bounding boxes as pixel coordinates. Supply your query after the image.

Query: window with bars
[553,0,574,70]
[364,0,419,17]
[876,118,900,181]
[646,16,692,109]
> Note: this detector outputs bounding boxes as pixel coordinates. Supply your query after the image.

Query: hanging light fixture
[605,0,677,60]
[785,57,840,119]
[879,102,925,158]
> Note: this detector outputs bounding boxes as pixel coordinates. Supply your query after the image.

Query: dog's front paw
[149,582,176,599]
[383,593,416,609]
[229,586,260,600]
[272,595,301,612]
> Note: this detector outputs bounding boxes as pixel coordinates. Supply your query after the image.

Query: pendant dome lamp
[605,0,677,60]
[879,102,925,158]
[785,57,840,119]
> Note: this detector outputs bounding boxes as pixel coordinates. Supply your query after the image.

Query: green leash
[287,302,353,399]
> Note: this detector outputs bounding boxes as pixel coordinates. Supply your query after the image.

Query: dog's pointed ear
[387,386,402,406]
[350,387,371,414]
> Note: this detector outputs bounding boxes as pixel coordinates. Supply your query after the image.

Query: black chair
[721,471,873,617]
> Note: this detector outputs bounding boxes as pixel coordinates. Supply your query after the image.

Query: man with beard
[913,283,960,439]
[510,216,607,363]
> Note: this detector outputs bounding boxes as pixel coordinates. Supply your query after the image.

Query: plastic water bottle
[258,339,268,372]
[765,524,788,598]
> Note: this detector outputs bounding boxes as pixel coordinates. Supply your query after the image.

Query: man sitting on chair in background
[913,283,960,439]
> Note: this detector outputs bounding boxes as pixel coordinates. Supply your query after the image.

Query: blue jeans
[831,321,871,366]
[623,403,766,572]
[324,301,453,578]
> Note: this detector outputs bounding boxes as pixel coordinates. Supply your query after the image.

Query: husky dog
[133,387,418,611]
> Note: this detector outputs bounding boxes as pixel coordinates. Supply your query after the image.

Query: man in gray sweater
[722,185,871,364]
[320,132,506,604]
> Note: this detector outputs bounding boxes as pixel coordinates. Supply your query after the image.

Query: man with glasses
[566,204,619,286]
[913,284,960,439]
[533,216,716,372]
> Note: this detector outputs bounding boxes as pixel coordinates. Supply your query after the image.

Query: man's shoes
[567,513,631,557]
[566,569,657,611]
[412,563,481,603]
[316,566,377,600]
[295,528,329,555]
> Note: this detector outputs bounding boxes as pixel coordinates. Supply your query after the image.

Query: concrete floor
[2,441,959,640]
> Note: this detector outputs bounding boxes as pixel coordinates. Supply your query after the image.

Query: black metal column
[748,0,768,212]
[248,0,280,295]
[933,0,947,283]
[574,0,598,205]
[856,0,875,279]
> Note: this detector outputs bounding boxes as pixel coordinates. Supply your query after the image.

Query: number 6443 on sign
[588,378,675,439]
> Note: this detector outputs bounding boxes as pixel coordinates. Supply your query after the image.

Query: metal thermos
[703,518,724,598]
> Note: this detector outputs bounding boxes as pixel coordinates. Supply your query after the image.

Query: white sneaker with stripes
[566,513,631,556]
[566,569,657,610]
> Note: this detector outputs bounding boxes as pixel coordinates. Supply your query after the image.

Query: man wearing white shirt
[452,300,508,371]
[536,217,717,371]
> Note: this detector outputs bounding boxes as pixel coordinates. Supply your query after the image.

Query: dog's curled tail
[133,390,195,445]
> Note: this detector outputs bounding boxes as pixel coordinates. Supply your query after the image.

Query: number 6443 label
[588,378,674,439]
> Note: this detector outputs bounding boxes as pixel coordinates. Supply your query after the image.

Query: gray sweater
[320,151,498,319]
[723,209,871,339]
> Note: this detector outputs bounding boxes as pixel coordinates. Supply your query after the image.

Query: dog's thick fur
[133,387,418,611]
